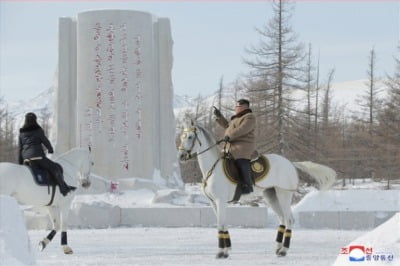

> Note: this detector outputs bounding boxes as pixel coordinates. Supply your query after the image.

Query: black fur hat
[237,99,250,107]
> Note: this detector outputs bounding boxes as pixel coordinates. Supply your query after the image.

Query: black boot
[235,159,253,194]
[58,181,71,196]
[54,172,74,196]
[241,183,253,194]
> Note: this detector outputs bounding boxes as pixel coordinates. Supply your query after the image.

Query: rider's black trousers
[30,157,69,195]
[234,159,254,193]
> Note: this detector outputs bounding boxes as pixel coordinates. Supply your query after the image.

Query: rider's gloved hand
[213,107,222,118]
[223,136,230,142]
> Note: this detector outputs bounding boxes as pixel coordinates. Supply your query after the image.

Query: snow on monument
[53,10,180,184]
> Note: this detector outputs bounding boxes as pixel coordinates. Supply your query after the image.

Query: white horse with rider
[178,117,336,258]
[0,148,92,254]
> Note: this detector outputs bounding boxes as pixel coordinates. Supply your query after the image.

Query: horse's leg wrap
[224,231,231,249]
[275,225,285,255]
[216,231,229,259]
[39,230,56,251]
[283,229,292,249]
[61,231,73,254]
[61,231,67,245]
[276,229,291,257]
[218,231,225,249]
[47,230,57,241]
[276,225,285,243]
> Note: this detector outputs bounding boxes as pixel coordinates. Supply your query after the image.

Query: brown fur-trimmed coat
[216,109,256,160]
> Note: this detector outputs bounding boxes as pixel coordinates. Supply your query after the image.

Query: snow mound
[294,190,399,212]
[333,213,400,266]
[293,190,399,229]
[0,196,37,266]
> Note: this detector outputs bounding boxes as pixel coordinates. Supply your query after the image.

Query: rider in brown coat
[214,99,256,194]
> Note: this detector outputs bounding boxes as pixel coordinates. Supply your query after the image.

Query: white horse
[178,119,336,258]
[0,148,92,254]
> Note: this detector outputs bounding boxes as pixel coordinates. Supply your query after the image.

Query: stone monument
[53,10,180,185]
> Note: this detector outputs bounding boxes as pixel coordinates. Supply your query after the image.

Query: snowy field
[29,227,364,266]
[1,178,399,266]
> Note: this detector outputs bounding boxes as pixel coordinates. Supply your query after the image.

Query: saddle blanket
[223,154,270,184]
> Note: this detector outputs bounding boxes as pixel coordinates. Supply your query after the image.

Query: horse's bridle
[58,157,91,188]
[178,125,226,188]
[178,127,202,160]
[179,126,224,161]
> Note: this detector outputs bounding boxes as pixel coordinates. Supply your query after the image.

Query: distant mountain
[6,79,390,126]
[7,86,54,128]
[328,79,388,114]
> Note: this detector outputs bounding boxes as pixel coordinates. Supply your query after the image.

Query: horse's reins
[179,127,226,160]
[179,126,229,186]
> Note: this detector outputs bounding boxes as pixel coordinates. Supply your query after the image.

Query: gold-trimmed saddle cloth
[222,154,270,184]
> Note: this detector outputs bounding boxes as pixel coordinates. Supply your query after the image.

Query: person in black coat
[18,112,75,196]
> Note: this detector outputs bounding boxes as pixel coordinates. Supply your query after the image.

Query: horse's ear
[183,114,195,127]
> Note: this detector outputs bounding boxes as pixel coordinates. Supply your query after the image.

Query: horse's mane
[55,147,88,160]
[197,125,216,144]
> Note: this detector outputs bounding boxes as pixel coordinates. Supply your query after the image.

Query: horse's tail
[293,161,337,190]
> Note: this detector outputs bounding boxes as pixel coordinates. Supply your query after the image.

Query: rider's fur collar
[19,125,41,133]
[231,108,252,120]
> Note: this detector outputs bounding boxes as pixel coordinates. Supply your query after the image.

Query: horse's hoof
[277,251,287,257]
[276,247,288,257]
[215,251,228,259]
[63,246,73,254]
[275,243,283,255]
[38,241,46,252]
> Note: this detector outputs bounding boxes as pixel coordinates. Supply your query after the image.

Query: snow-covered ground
[1,177,399,265]
[27,213,400,266]
[28,227,365,266]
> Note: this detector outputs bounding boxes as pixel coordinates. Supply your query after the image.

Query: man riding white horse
[214,99,256,196]
[18,112,75,196]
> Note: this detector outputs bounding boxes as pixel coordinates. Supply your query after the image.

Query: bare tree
[217,76,224,111]
[304,43,316,132]
[0,99,18,163]
[244,0,305,155]
[375,46,400,183]
[357,47,381,133]
[321,69,335,129]
[39,107,52,137]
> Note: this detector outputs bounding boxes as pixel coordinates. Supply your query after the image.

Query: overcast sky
[0,1,398,102]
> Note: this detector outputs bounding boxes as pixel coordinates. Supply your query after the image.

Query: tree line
[0,97,18,162]
[1,1,398,187]
[0,100,51,163]
[179,0,399,187]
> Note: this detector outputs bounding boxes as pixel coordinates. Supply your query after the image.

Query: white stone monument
[53,10,180,185]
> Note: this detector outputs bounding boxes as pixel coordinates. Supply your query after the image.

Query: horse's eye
[188,136,192,140]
